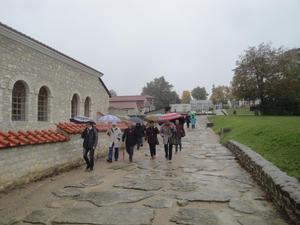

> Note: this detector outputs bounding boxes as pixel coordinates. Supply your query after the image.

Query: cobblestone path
[0,116,288,225]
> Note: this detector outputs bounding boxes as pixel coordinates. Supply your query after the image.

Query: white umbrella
[96,114,121,123]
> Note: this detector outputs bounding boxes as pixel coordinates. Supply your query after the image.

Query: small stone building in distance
[109,95,155,116]
[0,22,110,131]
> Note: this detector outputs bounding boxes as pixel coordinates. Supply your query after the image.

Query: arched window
[71,94,79,117]
[38,86,49,121]
[84,97,91,117]
[12,81,27,121]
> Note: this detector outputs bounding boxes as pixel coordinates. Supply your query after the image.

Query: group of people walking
[119,119,185,162]
[81,113,195,171]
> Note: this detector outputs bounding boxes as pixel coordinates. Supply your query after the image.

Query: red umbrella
[159,113,183,122]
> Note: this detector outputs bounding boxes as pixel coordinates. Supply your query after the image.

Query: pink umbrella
[159,113,183,122]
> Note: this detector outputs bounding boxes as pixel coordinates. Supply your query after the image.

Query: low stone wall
[0,133,109,192]
[226,140,300,225]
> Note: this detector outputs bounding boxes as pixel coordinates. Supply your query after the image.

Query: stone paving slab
[23,208,154,225]
[52,187,84,198]
[143,198,173,208]
[80,175,104,186]
[109,163,137,171]
[236,216,287,225]
[23,209,57,225]
[113,179,163,191]
[52,207,154,225]
[170,208,219,225]
[176,189,236,203]
[229,198,256,214]
[77,190,154,207]
[170,179,199,192]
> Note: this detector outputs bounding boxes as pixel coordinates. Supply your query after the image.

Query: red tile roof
[57,122,128,135]
[109,102,138,109]
[0,129,69,149]
[0,122,128,149]
[109,95,153,102]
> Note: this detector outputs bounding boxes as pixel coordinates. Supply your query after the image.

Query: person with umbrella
[81,121,98,171]
[135,122,145,150]
[106,122,122,163]
[145,121,160,160]
[160,120,176,161]
[122,122,138,162]
[175,119,185,153]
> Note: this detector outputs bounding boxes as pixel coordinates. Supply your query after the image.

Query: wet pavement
[0,116,289,225]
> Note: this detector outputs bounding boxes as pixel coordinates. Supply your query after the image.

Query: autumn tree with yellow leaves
[181,90,192,104]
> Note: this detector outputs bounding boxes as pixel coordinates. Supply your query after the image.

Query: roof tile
[57,122,128,135]
[0,128,69,149]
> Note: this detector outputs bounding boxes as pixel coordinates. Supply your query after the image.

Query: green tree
[232,43,300,115]
[269,48,300,114]
[232,43,283,113]
[181,90,192,103]
[142,76,180,109]
[191,86,208,100]
[210,85,230,105]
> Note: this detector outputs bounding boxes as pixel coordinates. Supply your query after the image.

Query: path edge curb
[226,140,300,225]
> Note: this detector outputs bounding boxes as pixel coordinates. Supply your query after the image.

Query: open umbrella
[129,116,144,124]
[159,112,183,123]
[145,113,162,122]
[96,114,121,124]
[189,111,196,116]
[70,116,93,124]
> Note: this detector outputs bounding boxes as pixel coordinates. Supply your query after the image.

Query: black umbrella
[70,116,94,124]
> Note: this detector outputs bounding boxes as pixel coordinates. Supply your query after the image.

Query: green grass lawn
[226,107,254,116]
[209,116,300,181]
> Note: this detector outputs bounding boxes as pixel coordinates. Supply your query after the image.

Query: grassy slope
[226,107,254,116]
[209,116,300,181]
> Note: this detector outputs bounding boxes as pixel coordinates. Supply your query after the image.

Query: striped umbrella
[159,112,183,123]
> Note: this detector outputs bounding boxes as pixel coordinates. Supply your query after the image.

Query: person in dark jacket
[122,123,138,162]
[175,119,185,153]
[145,121,160,160]
[185,113,191,128]
[81,121,98,171]
[135,123,145,150]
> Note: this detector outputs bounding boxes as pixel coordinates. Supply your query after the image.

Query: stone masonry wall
[0,33,109,131]
[226,140,300,225]
[0,133,110,192]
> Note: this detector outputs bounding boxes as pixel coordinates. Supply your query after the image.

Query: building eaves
[98,77,111,98]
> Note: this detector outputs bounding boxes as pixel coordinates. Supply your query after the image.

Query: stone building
[0,22,110,131]
[109,95,155,116]
[170,104,191,113]
[190,99,213,112]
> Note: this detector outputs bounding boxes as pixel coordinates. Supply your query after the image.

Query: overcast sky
[0,0,299,96]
